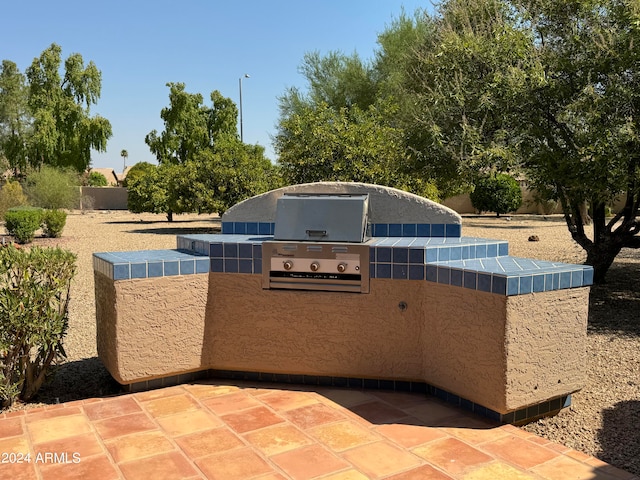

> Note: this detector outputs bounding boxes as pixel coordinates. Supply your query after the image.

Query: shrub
[470,173,523,217]
[0,181,28,218]
[4,207,44,244]
[23,165,81,210]
[87,171,108,186]
[42,209,67,238]
[0,245,76,407]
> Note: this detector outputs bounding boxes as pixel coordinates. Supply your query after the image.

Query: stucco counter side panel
[98,274,209,384]
[421,284,510,412]
[95,272,121,382]
[504,288,589,410]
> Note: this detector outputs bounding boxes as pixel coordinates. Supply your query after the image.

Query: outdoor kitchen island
[93,182,593,424]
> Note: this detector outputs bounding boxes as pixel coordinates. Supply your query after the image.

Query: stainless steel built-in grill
[262,194,371,293]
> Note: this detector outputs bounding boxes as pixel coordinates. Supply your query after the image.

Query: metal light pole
[239,73,250,142]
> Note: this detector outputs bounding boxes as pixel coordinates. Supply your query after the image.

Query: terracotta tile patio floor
[0,380,637,480]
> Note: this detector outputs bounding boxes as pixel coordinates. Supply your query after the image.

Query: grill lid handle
[306,229,327,238]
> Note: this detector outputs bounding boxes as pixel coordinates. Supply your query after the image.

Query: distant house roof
[115,165,132,184]
[90,168,119,186]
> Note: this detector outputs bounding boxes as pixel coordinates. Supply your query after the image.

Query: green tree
[275,100,437,199]
[25,43,112,172]
[190,138,282,214]
[470,173,523,216]
[511,0,640,282]
[145,83,236,165]
[390,0,640,282]
[123,161,156,187]
[137,84,277,221]
[398,0,533,198]
[87,171,108,186]
[120,149,128,170]
[275,47,438,198]
[0,60,30,176]
[126,164,170,219]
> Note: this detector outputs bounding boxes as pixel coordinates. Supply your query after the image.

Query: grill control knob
[310,261,320,272]
[337,263,347,273]
[283,260,293,271]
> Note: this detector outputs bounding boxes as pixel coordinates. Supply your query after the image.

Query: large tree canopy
[25,44,112,172]
[145,83,239,165]
[0,44,111,173]
[276,0,640,282]
[133,84,279,221]
[0,60,29,174]
[275,48,438,199]
[401,0,640,282]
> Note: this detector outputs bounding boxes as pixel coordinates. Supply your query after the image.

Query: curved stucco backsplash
[221,182,461,226]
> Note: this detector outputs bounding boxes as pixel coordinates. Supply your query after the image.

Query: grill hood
[272,194,370,243]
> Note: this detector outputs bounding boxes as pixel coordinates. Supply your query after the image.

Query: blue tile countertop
[94,234,594,295]
[93,249,210,281]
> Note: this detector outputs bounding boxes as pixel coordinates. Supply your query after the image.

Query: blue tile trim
[97,235,594,298]
[180,259,195,275]
[201,369,570,425]
[389,223,402,236]
[113,264,130,280]
[409,265,425,280]
[450,268,463,287]
[220,221,276,235]
[445,224,461,237]
[148,262,163,278]
[431,224,445,237]
[164,261,179,276]
[402,223,417,237]
[130,263,147,279]
[93,250,211,281]
[392,264,408,280]
[423,264,593,296]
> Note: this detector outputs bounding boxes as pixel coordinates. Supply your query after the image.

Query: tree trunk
[585,243,621,284]
[167,210,173,222]
[579,201,592,226]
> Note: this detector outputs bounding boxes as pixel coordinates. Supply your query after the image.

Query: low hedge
[42,209,67,238]
[4,207,44,244]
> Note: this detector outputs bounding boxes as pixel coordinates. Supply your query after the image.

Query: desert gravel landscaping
[2,210,639,475]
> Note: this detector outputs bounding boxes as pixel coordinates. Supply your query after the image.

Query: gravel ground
[2,211,639,475]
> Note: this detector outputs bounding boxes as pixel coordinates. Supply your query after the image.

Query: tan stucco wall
[96,272,589,414]
[203,275,425,381]
[419,284,510,411]
[95,272,209,384]
[442,186,564,215]
[81,187,128,210]
[504,289,589,410]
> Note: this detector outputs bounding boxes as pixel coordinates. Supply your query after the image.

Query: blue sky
[3,0,431,172]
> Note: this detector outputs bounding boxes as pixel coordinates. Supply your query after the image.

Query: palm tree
[120,149,128,171]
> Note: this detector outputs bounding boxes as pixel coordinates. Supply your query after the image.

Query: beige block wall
[81,187,129,210]
[96,272,589,414]
[442,186,563,215]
